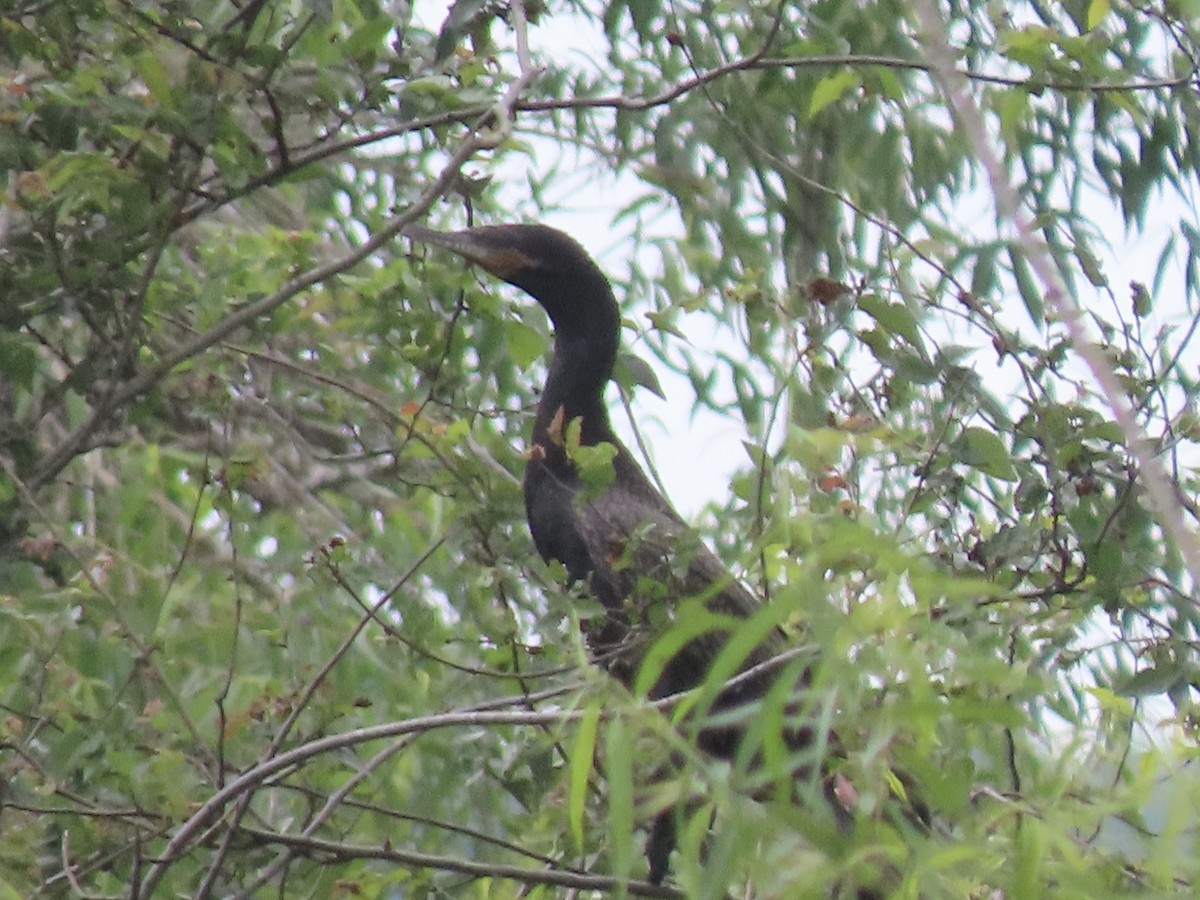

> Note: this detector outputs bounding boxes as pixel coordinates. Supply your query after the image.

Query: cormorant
[404,223,834,881]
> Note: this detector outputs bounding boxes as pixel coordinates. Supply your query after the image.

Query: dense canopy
[2,0,1199,896]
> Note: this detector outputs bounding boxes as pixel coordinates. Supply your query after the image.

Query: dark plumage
[405,224,786,683]
[404,223,847,883]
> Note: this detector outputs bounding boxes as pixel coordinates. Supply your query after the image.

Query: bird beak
[403,224,533,282]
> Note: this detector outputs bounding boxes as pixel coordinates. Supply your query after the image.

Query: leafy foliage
[1,0,1198,896]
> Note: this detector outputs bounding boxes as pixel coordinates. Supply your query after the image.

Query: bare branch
[237,825,683,898]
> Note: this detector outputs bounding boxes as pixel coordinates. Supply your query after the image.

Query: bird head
[403,223,617,334]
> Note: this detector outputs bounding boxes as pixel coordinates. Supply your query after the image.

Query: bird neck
[533,330,618,453]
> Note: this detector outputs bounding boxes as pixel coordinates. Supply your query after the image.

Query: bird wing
[567,444,787,705]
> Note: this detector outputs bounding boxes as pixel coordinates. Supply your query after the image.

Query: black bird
[405,223,848,881]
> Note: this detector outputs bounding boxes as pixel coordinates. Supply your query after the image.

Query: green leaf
[1014,473,1048,514]
[998,25,1056,68]
[571,434,618,498]
[1085,539,1123,592]
[605,715,634,884]
[1130,280,1152,317]
[628,0,656,40]
[971,244,999,297]
[1086,687,1134,714]
[946,695,1026,727]
[1074,242,1108,288]
[644,309,685,338]
[135,50,173,108]
[954,426,1018,481]
[505,319,544,369]
[615,351,666,399]
[808,70,860,118]
[1115,663,1185,698]
[1009,246,1044,328]
[1086,0,1111,30]
[569,704,601,851]
[993,85,1033,141]
[0,333,38,386]
[634,607,728,700]
[345,15,394,57]
[857,294,923,348]
[1085,420,1125,444]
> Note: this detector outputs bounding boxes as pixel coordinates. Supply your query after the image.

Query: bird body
[404,222,837,883]
[404,224,783,705]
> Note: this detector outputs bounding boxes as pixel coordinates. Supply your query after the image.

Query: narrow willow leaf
[606,715,634,884]
[569,704,602,852]
[616,351,666,399]
[1009,246,1044,329]
[1115,663,1185,698]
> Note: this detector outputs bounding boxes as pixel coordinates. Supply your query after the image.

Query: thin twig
[237,825,682,898]
[137,708,594,895]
